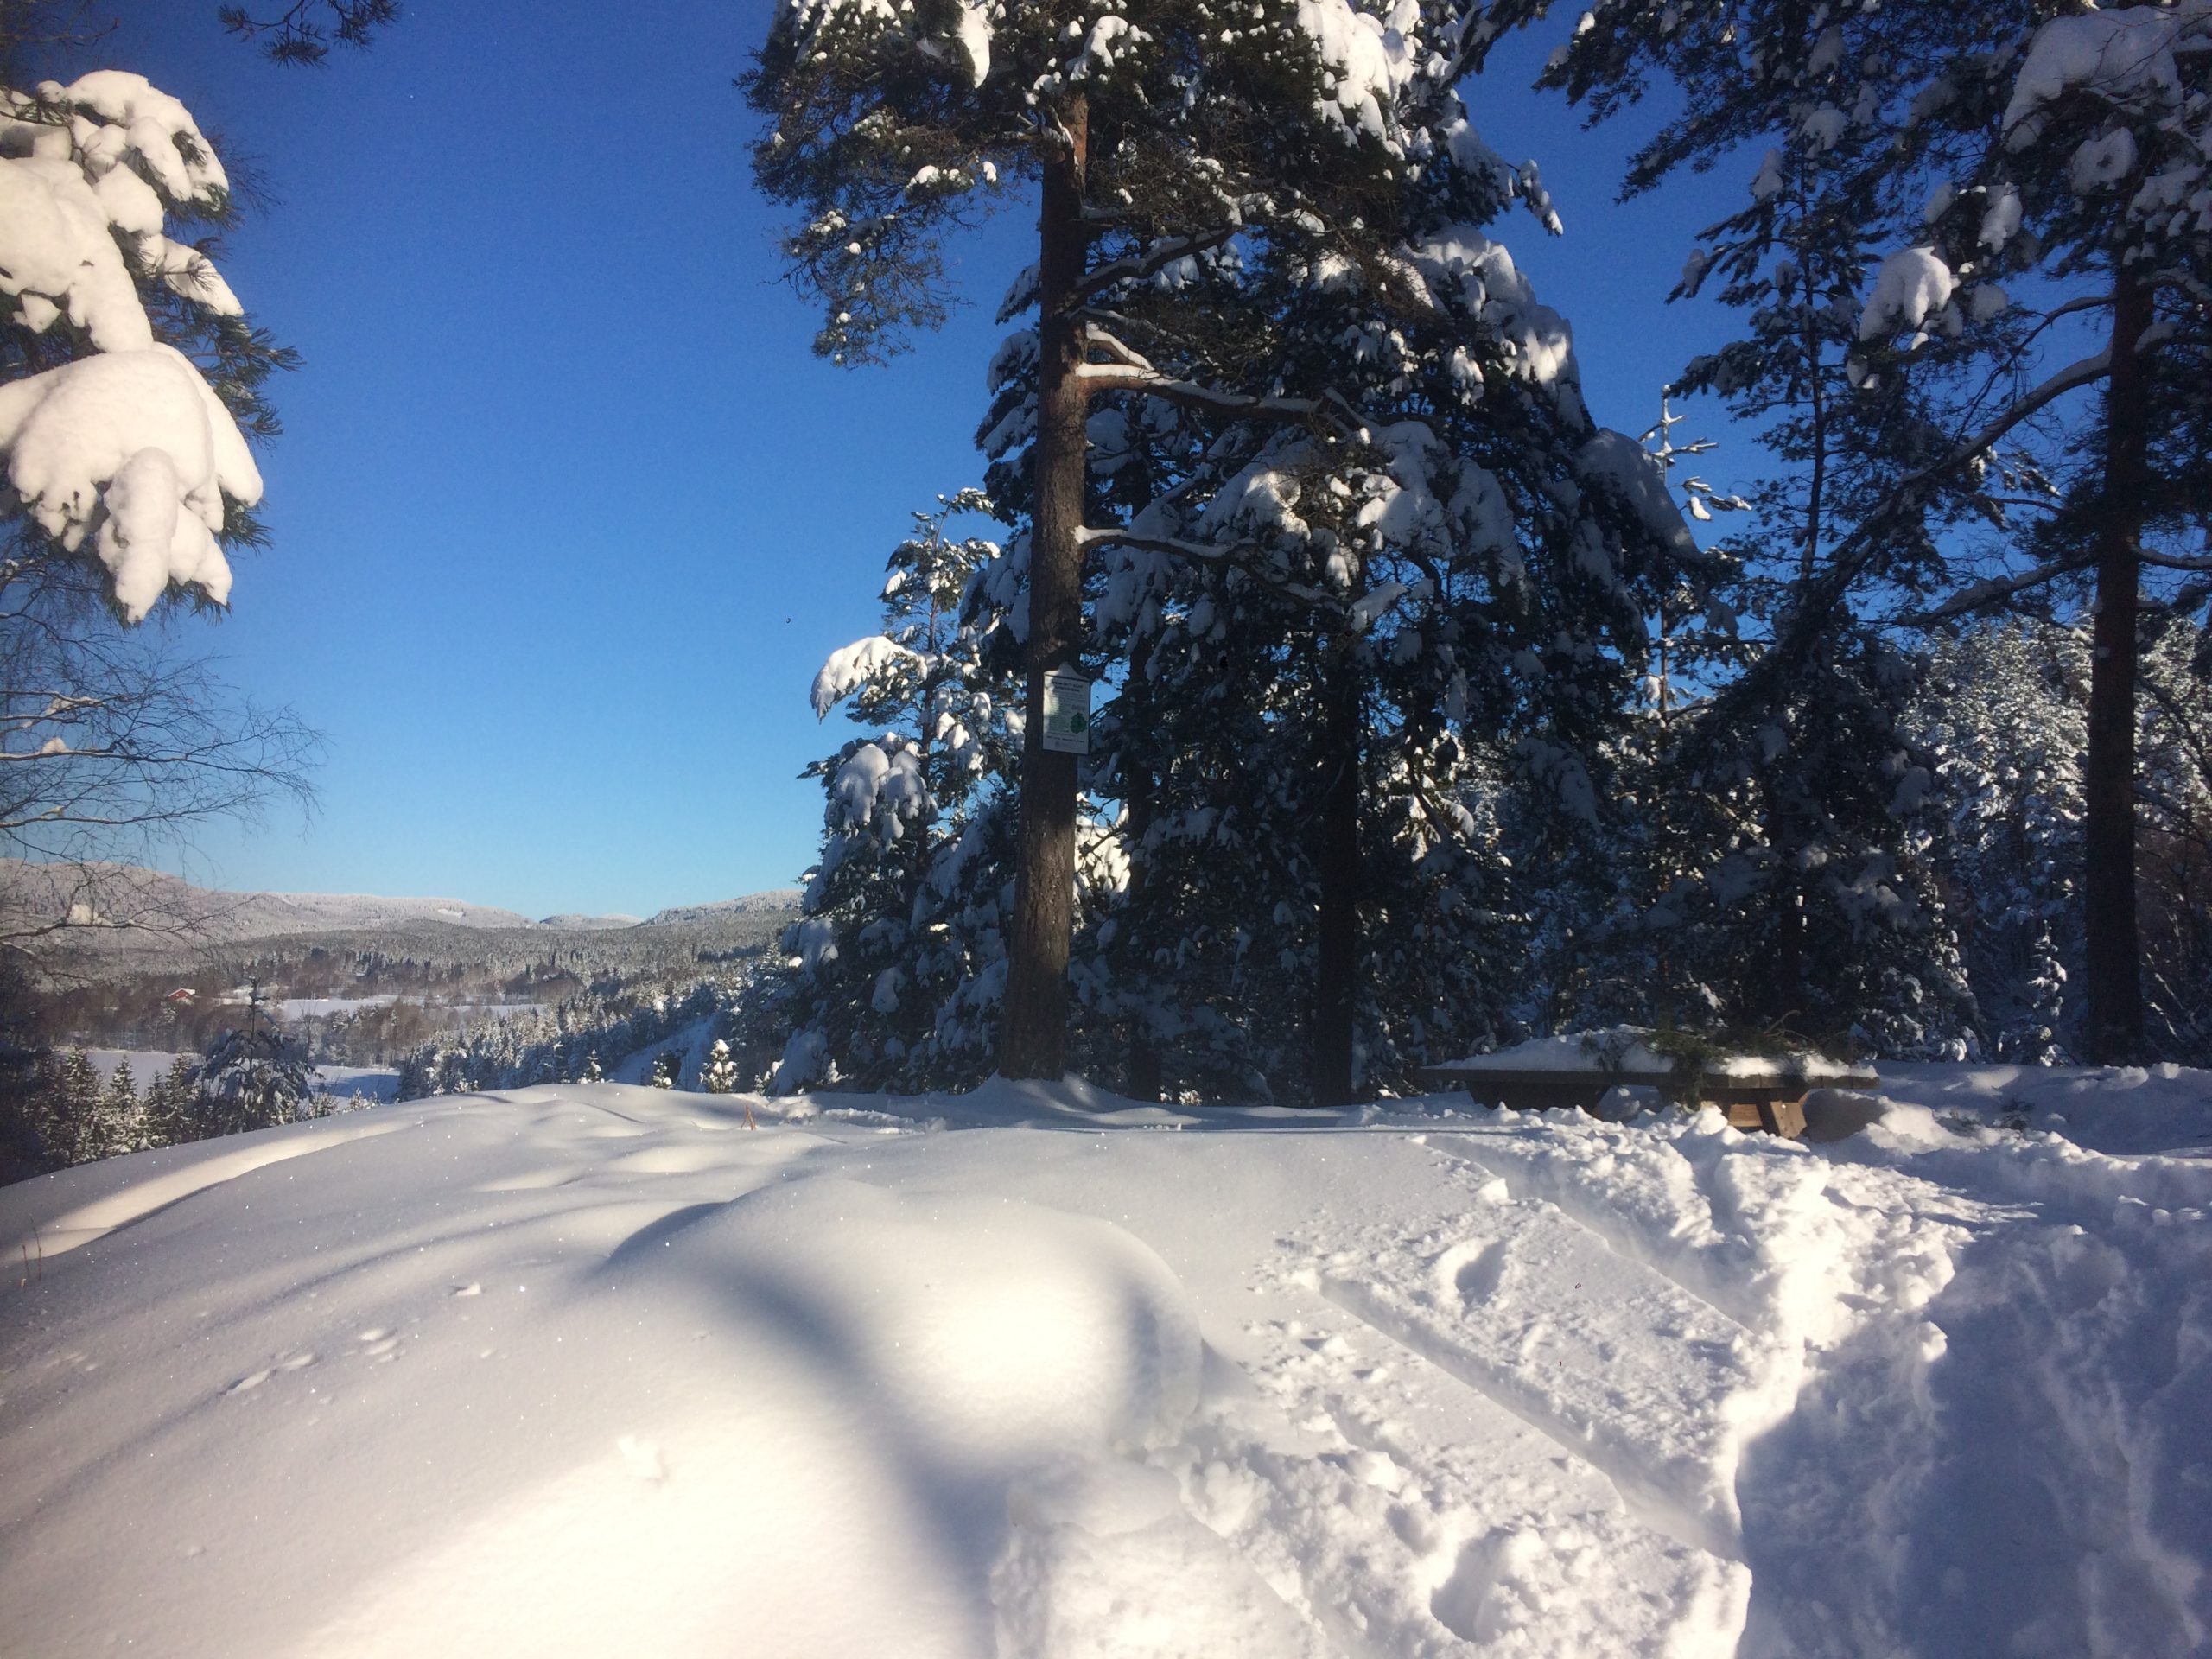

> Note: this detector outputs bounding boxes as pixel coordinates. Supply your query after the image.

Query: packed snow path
[2,1072,2207,1657]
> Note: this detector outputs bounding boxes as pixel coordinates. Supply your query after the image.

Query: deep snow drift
[2,1066,2207,1657]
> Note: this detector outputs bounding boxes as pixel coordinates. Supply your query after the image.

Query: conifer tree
[143,1052,200,1147]
[579,1051,603,1084]
[195,1021,309,1133]
[43,1046,102,1164]
[1915,620,2088,1061]
[748,0,1606,1078]
[700,1038,741,1096]
[100,1057,142,1157]
[650,1050,680,1089]
[1493,0,2212,1062]
[772,491,1026,1091]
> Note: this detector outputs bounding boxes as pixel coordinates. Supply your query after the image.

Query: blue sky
[103,0,1747,918]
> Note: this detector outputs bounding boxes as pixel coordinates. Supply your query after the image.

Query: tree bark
[999,95,1090,1080]
[1311,631,1361,1107]
[2083,268,2150,1064]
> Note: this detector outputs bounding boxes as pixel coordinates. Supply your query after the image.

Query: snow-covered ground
[1,1065,2206,1657]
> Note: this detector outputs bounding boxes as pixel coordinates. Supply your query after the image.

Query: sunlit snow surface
[3,1069,2208,1657]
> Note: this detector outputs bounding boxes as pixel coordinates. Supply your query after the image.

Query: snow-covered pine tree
[579,1051,602,1083]
[1111,175,1702,1093]
[1624,133,1973,1049]
[2135,613,2212,1062]
[143,1051,199,1147]
[1907,5,2212,1064]
[1503,0,2212,1062]
[39,1045,103,1164]
[1914,619,2088,1062]
[901,13,1698,1103]
[650,1050,680,1089]
[99,1056,142,1157]
[700,1038,740,1095]
[749,0,1609,1080]
[1916,610,2212,1065]
[194,1020,310,1134]
[768,491,1024,1092]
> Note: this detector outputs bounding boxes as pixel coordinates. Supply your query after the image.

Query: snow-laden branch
[1073,225,1241,302]
[1897,556,2091,626]
[1074,325,1332,429]
[1073,524,1335,609]
[1,74,264,623]
[811,635,925,718]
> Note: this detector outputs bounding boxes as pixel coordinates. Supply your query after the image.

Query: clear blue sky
[103,0,1746,919]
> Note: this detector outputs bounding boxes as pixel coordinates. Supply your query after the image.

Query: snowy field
[2,1067,2207,1658]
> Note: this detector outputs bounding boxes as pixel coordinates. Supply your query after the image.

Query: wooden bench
[1410,1061,1880,1139]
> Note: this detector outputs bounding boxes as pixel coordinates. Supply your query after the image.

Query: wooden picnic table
[1411,1059,1881,1139]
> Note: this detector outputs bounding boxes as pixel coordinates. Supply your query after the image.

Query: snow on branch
[1859,247,1957,346]
[1574,429,1703,565]
[1073,524,1333,609]
[0,347,259,621]
[1075,226,1243,302]
[2002,3,2207,147]
[812,635,924,718]
[1,74,263,623]
[1898,557,2093,626]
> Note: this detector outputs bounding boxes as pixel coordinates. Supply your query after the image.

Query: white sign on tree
[1041,671,1091,755]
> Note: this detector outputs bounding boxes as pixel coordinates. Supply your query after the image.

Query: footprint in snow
[228,1352,315,1395]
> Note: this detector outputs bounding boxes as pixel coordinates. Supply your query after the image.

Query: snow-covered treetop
[0,72,261,622]
[749,1,1546,365]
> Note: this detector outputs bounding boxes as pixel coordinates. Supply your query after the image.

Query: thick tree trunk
[2083,269,2150,1064]
[1311,632,1361,1107]
[1000,95,1090,1080]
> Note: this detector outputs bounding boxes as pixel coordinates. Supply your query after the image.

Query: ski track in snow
[1,1076,2208,1657]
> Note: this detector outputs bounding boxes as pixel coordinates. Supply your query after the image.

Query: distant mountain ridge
[0,860,795,946]
[642,893,804,927]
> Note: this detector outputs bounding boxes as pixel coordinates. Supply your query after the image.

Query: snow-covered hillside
[1,1069,2205,1657]
[1,859,793,944]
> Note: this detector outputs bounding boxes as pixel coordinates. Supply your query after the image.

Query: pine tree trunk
[2082,268,2150,1064]
[1000,94,1090,1081]
[1311,632,1361,1107]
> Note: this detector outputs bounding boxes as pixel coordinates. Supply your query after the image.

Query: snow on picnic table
[1,1068,2207,1658]
[1430,1027,1869,1081]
